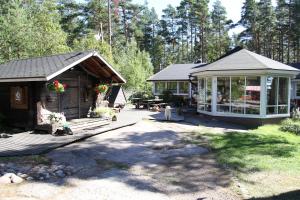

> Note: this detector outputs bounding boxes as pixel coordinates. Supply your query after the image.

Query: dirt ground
[0,120,241,200]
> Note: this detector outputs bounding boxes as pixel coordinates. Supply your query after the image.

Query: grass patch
[201,125,300,174]
[0,155,51,165]
[193,124,300,199]
[95,158,129,170]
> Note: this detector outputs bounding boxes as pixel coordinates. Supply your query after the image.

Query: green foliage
[73,33,114,64]
[129,91,154,101]
[92,107,114,118]
[161,90,186,107]
[0,0,69,63]
[280,118,300,135]
[114,40,153,91]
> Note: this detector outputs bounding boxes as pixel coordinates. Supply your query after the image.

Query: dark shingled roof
[0,50,126,83]
[147,63,207,81]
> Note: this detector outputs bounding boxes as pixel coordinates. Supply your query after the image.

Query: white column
[260,76,267,117]
[212,76,217,114]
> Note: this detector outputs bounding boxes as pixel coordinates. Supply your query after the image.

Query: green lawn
[194,124,300,199]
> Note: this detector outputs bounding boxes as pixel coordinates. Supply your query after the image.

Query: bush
[91,107,114,118]
[129,90,154,101]
[161,90,187,107]
[280,118,300,135]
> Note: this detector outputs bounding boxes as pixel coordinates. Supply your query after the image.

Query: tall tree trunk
[108,0,112,50]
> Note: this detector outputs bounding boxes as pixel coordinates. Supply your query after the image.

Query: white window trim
[153,81,190,96]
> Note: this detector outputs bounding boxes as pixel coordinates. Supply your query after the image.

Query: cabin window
[178,82,189,94]
[267,77,289,114]
[154,82,165,94]
[166,82,177,94]
[10,86,28,109]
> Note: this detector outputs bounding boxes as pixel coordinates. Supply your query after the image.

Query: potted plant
[95,84,108,94]
[47,80,67,93]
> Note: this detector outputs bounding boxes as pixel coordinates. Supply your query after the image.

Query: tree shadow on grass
[201,131,297,172]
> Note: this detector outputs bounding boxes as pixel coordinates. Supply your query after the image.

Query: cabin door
[60,79,80,119]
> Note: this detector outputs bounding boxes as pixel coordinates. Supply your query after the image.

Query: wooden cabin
[0,50,126,130]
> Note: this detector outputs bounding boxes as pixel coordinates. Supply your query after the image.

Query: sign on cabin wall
[10,86,28,109]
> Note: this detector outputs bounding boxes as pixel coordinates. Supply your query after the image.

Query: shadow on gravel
[41,125,233,195]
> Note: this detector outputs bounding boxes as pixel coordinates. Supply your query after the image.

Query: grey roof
[148,63,206,81]
[191,49,299,74]
[0,50,126,83]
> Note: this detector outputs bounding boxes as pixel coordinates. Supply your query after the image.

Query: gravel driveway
[1,120,241,200]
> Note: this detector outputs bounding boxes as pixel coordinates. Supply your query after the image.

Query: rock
[0,133,9,138]
[26,176,34,181]
[0,173,23,184]
[55,170,65,178]
[0,175,11,184]
[10,174,24,183]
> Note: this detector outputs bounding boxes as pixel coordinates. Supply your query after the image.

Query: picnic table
[132,98,142,109]
[143,99,164,110]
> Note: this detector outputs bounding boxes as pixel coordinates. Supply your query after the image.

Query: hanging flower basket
[47,80,67,93]
[95,84,108,94]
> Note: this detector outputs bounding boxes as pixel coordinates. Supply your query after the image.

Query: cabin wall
[38,68,97,120]
[0,82,36,129]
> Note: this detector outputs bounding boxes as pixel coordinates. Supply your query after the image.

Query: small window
[154,82,165,94]
[166,82,177,94]
[10,86,28,109]
[178,82,189,94]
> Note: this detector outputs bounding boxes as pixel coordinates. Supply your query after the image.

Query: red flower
[63,84,67,89]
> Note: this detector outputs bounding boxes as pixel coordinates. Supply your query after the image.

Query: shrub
[129,91,153,101]
[280,118,300,135]
[161,90,187,107]
[92,107,114,118]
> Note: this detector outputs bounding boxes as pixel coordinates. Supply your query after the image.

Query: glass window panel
[198,78,205,103]
[278,105,288,114]
[217,77,230,112]
[166,82,177,94]
[155,82,165,94]
[278,77,288,105]
[245,77,260,115]
[297,82,300,97]
[206,78,212,104]
[267,77,278,106]
[231,77,245,114]
[267,106,277,115]
[179,82,189,94]
[267,77,278,114]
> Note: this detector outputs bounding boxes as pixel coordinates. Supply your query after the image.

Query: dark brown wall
[0,82,36,129]
[40,67,97,120]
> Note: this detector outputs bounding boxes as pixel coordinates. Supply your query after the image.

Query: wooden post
[78,76,81,118]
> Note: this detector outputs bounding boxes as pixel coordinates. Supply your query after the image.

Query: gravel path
[0,120,241,200]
